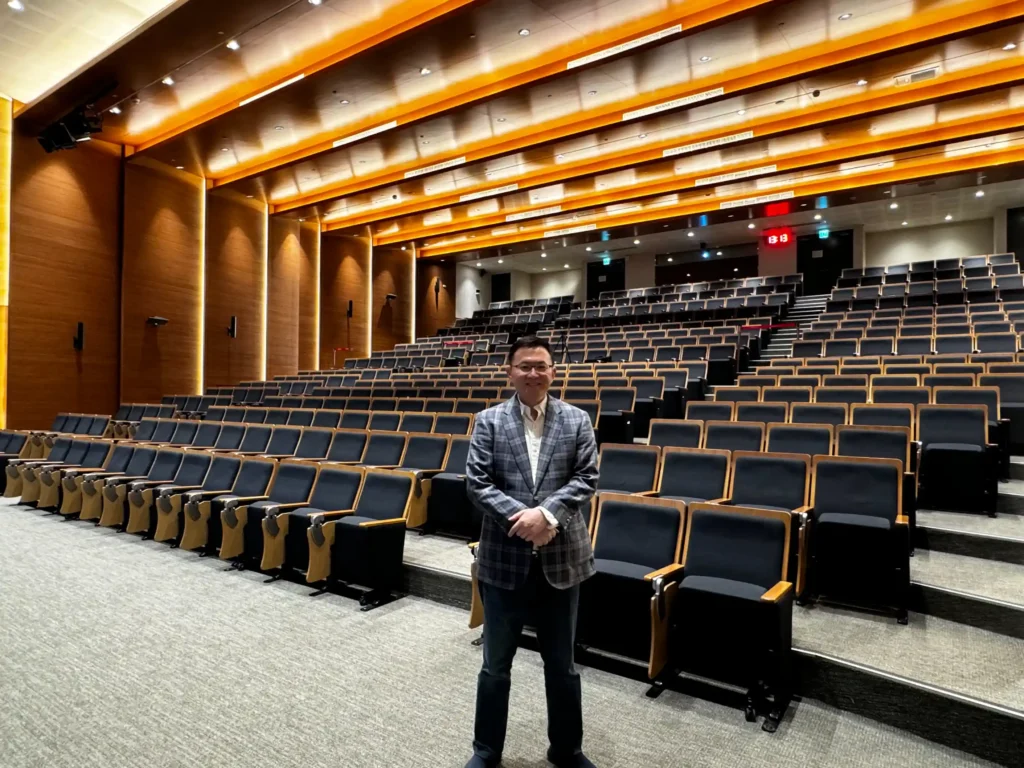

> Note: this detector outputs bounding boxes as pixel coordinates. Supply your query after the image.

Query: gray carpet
[917,510,1024,539]
[0,503,1003,768]
[911,550,1024,606]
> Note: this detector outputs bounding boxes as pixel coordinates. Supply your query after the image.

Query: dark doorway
[491,272,511,303]
[587,258,625,299]
[797,229,854,296]
[1006,207,1024,264]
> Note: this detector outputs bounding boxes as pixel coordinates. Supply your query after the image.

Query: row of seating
[561,295,790,327]
[597,274,802,302]
[839,254,1015,280]
[793,334,1019,357]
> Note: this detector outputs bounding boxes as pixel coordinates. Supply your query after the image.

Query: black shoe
[547,751,596,768]
[464,755,499,768]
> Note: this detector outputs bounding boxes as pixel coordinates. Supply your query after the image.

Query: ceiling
[9,0,1024,270]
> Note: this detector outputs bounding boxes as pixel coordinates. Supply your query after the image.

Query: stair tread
[793,604,1024,713]
[918,509,1024,540]
[912,550,1024,607]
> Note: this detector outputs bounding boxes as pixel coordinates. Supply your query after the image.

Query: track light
[226,40,240,50]
[975,189,985,198]
[7,0,24,10]
[162,76,175,86]
[109,106,121,115]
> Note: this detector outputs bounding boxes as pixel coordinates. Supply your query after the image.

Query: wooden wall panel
[267,217,318,377]
[372,246,413,352]
[122,159,203,402]
[415,260,455,339]
[320,232,369,368]
[204,191,266,386]
[8,127,121,429]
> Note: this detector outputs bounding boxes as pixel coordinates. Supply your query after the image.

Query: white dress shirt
[518,396,560,535]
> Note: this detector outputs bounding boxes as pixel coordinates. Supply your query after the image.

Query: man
[464,335,599,768]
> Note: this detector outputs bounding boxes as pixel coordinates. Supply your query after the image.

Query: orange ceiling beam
[416,138,1024,256]
[322,57,1024,231]
[276,0,1024,212]
[372,101,1024,245]
[132,0,477,152]
[209,0,773,186]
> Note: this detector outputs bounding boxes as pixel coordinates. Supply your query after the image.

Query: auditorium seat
[703,421,765,452]
[5,436,72,497]
[98,448,184,529]
[35,440,112,510]
[259,427,303,459]
[57,443,134,517]
[933,386,1008,479]
[125,450,213,536]
[425,437,476,537]
[813,387,868,406]
[790,403,848,427]
[209,423,246,452]
[807,456,909,623]
[978,373,1024,452]
[766,424,833,456]
[651,447,730,505]
[152,453,243,545]
[221,425,272,456]
[369,411,402,431]
[179,457,277,554]
[595,444,661,510]
[872,387,931,407]
[762,387,812,404]
[18,439,90,505]
[686,401,734,422]
[917,404,997,515]
[353,431,408,468]
[648,420,703,449]
[713,387,760,403]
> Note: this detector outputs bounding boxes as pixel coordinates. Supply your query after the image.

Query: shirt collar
[518,395,548,420]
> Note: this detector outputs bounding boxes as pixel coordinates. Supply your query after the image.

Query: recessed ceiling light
[813,214,822,220]
[901,221,908,226]
[175,165,184,170]
[226,40,240,51]
[476,262,481,266]
[588,90,597,96]
[564,264,570,268]
[246,194,253,198]
[638,134,646,139]
[1004,42,1018,51]
[633,239,640,245]
[496,117,506,122]
[857,79,868,86]
[585,247,592,251]
[699,56,711,62]
[340,99,350,105]
[274,125,284,131]
[221,147,229,152]
[162,76,175,86]
[668,257,674,262]
[541,252,546,257]
[519,28,530,36]
[975,189,986,198]
[421,140,429,145]
[542,267,547,271]
[109,106,122,115]
[7,0,24,10]
[687,231,694,237]
[945,214,953,221]
[717,251,723,256]
[733,267,738,272]
[838,13,852,20]
[737,109,746,115]
[308,0,322,5]
[556,154,564,159]
[686,273,691,277]
[401,246,407,250]
[498,259,504,264]
[747,223,756,229]
[889,202,899,209]
[420,67,432,76]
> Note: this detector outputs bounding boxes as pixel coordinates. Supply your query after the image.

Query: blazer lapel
[534,397,564,490]
[501,398,535,494]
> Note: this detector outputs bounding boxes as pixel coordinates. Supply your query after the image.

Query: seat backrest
[599,387,636,412]
[237,425,272,453]
[978,374,1024,405]
[398,413,435,434]
[87,418,109,436]
[443,437,471,474]
[263,427,301,456]
[836,426,910,469]
[648,420,702,449]
[79,441,111,469]
[308,466,363,511]
[148,420,177,443]
[168,421,198,445]
[400,435,449,471]
[918,404,987,447]
[192,422,221,447]
[369,411,402,431]
[102,444,135,473]
[327,430,369,463]
[714,387,760,403]
[684,506,788,590]
[146,449,183,480]
[732,403,786,425]
[287,409,315,426]
[213,423,245,450]
[703,421,764,452]
[933,386,999,421]
[122,446,158,476]
[811,456,901,523]
[766,424,832,456]
[268,461,318,503]
[433,414,472,435]
[658,447,730,500]
[360,431,408,466]
[202,455,243,491]
[292,428,332,459]
[871,387,931,406]
[597,445,660,493]
[761,386,813,404]
[232,458,278,496]
[790,403,848,427]
[265,408,290,425]
[63,440,91,465]
[340,410,371,430]
[593,494,684,569]
[42,437,73,463]
[686,401,734,422]
[312,410,343,428]
[353,470,414,520]
[850,403,914,430]
[730,451,810,510]
[175,451,212,485]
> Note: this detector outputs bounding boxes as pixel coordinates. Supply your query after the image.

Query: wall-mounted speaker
[146,316,169,327]
[347,300,353,318]
[73,322,84,351]
[227,315,238,338]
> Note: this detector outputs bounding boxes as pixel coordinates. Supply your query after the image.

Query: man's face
[507,345,555,405]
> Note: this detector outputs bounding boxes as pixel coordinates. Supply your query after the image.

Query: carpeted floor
[0,503,1004,768]
[911,550,1024,606]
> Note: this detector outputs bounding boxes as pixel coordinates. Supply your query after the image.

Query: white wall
[757,239,797,276]
[510,270,532,301]
[625,253,655,289]
[865,219,994,267]
[455,264,490,318]
[531,268,584,303]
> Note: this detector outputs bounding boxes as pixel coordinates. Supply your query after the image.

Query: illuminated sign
[763,227,794,248]
[818,228,830,239]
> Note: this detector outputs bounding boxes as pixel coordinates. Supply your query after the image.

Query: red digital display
[763,227,794,248]
[764,201,792,217]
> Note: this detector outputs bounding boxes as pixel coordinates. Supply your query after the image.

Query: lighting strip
[261,202,269,381]
[366,231,373,357]
[567,24,683,69]
[313,220,321,371]
[197,177,206,395]
[334,121,398,149]
[0,97,11,427]
[239,74,306,107]
[409,243,416,343]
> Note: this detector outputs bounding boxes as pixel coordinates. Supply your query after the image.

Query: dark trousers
[473,556,583,764]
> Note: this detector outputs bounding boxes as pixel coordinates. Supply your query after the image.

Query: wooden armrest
[634,490,659,497]
[707,497,730,504]
[64,466,108,474]
[271,502,310,512]
[644,563,685,583]
[186,488,233,498]
[359,518,405,527]
[793,505,813,515]
[164,484,203,492]
[258,454,295,459]
[468,541,479,552]
[307,509,354,522]
[896,515,909,526]
[133,479,176,487]
[761,581,793,603]
[106,474,148,483]
[230,495,270,504]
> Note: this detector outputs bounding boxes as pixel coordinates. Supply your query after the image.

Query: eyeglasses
[513,363,552,374]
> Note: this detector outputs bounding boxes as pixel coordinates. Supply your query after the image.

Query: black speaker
[227,316,237,338]
[347,300,353,318]
[73,322,84,351]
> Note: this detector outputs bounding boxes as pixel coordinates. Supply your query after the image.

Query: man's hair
[507,335,553,364]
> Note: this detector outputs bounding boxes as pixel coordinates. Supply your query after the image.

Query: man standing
[464,335,599,768]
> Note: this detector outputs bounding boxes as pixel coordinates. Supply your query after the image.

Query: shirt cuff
[539,506,559,529]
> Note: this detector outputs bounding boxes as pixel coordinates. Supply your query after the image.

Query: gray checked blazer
[466,395,598,590]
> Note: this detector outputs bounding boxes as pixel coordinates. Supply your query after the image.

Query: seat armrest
[133,479,178,487]
[306,509,354,522]
[358,517,405,527]
[761,581,793,603]
[896,515,909,526]
[185,488,234,499]
[159,484,203,496]
[270,501,310,512]
[634,490,660,497]
[106,474,148,484]
[258,453,296,459]
[708,496,731,504]
[644,563,685,583]
[793,505,813,515]
[224,495,270,507]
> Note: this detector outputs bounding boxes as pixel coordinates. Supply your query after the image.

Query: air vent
[894,67,938,86]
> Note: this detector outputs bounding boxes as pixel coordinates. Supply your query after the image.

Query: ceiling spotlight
[699,55,711,62]
[633,239,640,245]
[667,257,674,262]
[221,147,229,152]
[162,76,175,86]
[541,252,546,257]
[340,99,350,105]
[519,28,530,36]
[702,251,710,259]
[638,134,647,139]
[945,214,953,221]
[246,194,253,199]
[498,259,504,264]
[421,140,429,144]
[274,125,284,131]
[7,0,24,10]
[889,202,899,209]
[308,0,322,5]
[401,246,407,250]
[813,214,822,220]
[838,13,852,20]
[109,106,122,115]
[747,223,756,229]
[564,263,570,268]
[226,40,240,51]
[585,247,592,251]
[857,78,868,86]
[542,267,547,271]
[298,218,305,223]
[496,117,506,122]
[588,90,597,96]
[733,268,739,272]
[476,262,481,266]
[687,231,694,237]
[419,66,432,76]
[975,189,986,198]
[1004,42,1018,51]
[901,221,908,226]
[717,251,723,256]
[175,165,184,170]
[686,273,691,277]
[738,109,746,115]
[556,154,564,159]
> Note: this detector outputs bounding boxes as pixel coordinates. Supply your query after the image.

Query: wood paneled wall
[372,246,413,352]
[204,191,266,386]
[320,231,369,368]
[121,159,204,402]
[415,260,455,339]
[267,217,318,377]
[8,126,121,429]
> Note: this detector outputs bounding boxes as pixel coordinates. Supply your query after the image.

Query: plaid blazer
[466,395,598,590]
